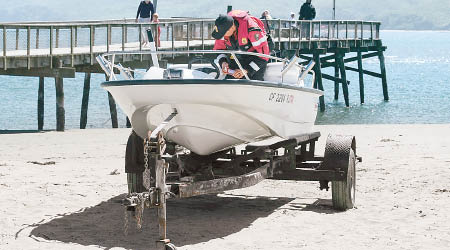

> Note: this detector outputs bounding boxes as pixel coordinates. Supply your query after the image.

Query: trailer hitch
[123,188,176,210]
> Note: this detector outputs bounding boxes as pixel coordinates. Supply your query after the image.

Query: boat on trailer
[100,50,321,155]
[97,50,359,250]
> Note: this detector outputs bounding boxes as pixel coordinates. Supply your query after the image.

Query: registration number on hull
[268,93,294,104]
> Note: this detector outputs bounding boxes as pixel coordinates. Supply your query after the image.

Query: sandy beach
[1,124,449,250]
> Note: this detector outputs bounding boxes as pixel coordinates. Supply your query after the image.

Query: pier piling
[80,73,91,129]
[357,49,365,104]
[108,92,119,128]
[55,77,65,131]
[313,52,325,111]
[378,48,389,101]
[105,76,118,128]
[38,77,45,130]
[334,54,340,100]
[337,53,350,107]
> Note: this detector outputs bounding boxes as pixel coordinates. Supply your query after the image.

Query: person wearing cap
[212,10,270,81]
[288,12,298,38]
[289,12,297,27]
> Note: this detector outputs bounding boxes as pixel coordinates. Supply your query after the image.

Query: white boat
[99,50,323,155]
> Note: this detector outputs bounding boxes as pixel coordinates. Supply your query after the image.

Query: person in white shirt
[288,12,298,38]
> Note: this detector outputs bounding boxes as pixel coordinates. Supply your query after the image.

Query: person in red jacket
[212,10,270,80]
[152,13,161,47]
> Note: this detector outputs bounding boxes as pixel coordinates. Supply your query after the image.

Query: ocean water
[0,30,449,130]
[317,30,450,124]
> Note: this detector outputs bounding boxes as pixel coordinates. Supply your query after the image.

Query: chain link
[124,131,168,234]
[135,195,145,230]
[133,132,152,230]
[144,137,150,170]
[123,206,130,235]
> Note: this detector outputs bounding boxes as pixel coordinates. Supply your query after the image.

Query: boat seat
[264,62,302,86]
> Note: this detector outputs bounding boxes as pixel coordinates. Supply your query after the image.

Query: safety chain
[135,194,146,229]
[144,135,150,171]
[134,131,153,229]
[123,130,175,233]
[123,206,129,235]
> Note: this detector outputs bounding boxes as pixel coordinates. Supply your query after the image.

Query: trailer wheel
[331,148,356,211]
[127,172,146,194]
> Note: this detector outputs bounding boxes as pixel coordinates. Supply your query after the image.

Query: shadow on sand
[30,194,297,249]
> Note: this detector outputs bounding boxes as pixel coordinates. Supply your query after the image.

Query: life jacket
[213,10,270,61]
[227,10,266,48]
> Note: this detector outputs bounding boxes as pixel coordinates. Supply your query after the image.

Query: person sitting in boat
[212,10,270,80]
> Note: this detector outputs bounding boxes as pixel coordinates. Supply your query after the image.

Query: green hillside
[1,0,449,30]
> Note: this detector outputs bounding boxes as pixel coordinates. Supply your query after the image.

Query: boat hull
[102,79,322,155]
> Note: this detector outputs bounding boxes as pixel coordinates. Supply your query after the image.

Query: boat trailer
[123,111,359,250]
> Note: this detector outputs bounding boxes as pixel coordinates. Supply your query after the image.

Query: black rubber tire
[165,243,177,250]
[331,149,356,211]
[127,172,145,194]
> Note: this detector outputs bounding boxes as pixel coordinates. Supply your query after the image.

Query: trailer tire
[331,148,356,211]
[127,172,146,194]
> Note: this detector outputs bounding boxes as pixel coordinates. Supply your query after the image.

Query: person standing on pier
[288,12,298,38]
[135,0,155,46]
[299,0,316,39]
[152,13,161,47]
[260,10,273,33]
[299,0,316,20]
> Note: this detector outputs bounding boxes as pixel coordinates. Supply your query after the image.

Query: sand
[1,124,449,250]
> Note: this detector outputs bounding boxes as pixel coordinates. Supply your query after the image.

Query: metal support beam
[178,164,269,198]
[271,169,346,181]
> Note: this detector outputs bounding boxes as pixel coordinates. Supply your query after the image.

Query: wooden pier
[0,18,388,131]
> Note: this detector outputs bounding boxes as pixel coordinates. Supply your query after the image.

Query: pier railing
[0,18,380,68]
